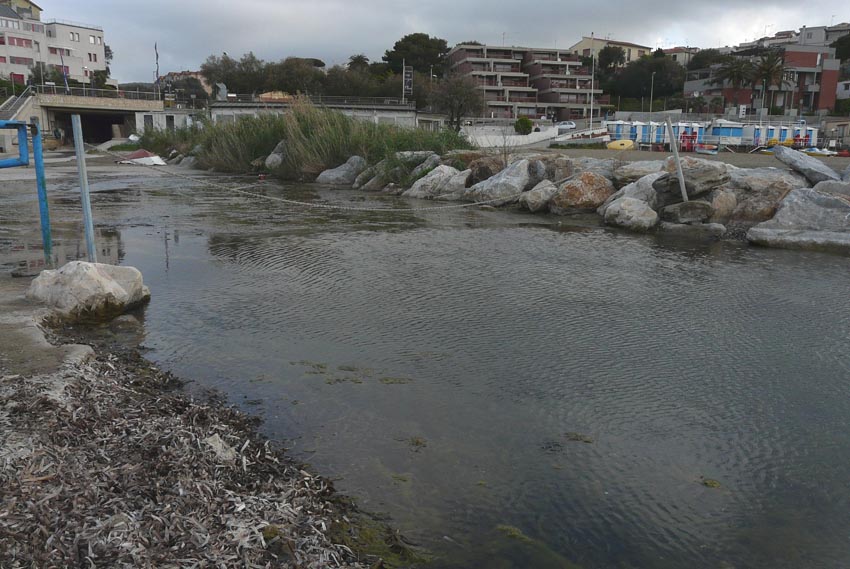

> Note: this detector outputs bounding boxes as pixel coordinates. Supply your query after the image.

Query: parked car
[556,121,577,134]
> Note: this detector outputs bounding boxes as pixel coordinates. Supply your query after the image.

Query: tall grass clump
[138,125,204,157]
[196,97,473,178]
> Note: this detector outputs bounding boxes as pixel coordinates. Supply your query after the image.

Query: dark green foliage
[606,56,685,98]
[514,117,533,135]
[382,33,449,76]
[429,75,484,131]
[687,48,730,71]
[598,46,626,72]
[831,34,850,63]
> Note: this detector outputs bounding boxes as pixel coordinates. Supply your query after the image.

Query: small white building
[837,80,850,101]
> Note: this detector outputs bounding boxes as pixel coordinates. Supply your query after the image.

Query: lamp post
[83,66,88,96]
[649,71,656,148]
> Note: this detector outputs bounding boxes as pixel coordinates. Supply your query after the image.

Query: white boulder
[27,261,151,321]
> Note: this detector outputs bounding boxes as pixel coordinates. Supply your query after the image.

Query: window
[807,32,813,39]
[845,84,849,91]
[97,36,102,45]
[8,36,33,48]
[0,56,5,63]
[0,35,4,45]
[10,56,34,65]
[89,35,95,44]
[143,115,154,130]
[51,64,69,74]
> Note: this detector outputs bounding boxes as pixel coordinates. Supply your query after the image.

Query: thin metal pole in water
[30,117,53,266]
[71,114,97,262]
[665,116,689,203]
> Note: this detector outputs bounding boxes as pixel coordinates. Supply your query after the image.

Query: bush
[514,117,533,135]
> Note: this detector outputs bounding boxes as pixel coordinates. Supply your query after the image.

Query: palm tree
[711,57,753,107]
[347,54,370,73]
[751,51,788,112]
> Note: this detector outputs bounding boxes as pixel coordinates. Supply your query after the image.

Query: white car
[556,121,577,132]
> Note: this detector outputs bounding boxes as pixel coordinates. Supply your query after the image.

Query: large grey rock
[811,180,850,198]
[747,189,850,252]
[661,201,713,224]
[549,171,615,214]
[597,172,665,216]
[524,154,574,183]
[660,155,731,196]
[353,163,379,189]
[468,156,506,185]
[409,154,442,180]
[706,189,737,224]
[264,140,286,170]
[464,159,539,206]
[653,173,714,208]
[773,145,840,185]
[572,157,616,181]
[433,169,473,201]
[27,261,151,322]
[519,180,558,213]
[315,155,368,186]
[603,197,659,232]
[613,160,665,188]
[402,165,461,199]
[264,152,284,170]
[658,222,726,239]
[179,156,198,169]
[395,150,435,164]
[722,167,809,223]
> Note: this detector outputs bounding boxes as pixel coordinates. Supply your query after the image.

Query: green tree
[200,52,239,94]
[429,74,484,131]
[831,34,850,62]
[598,46,625,74]
[347,54,370,72]
[514,116,533,135]
[752,51,788,110]
[90,69,110,89]
[687,48,730,71]
[383,33,449,76]
[606,56,685,99]
[711,57,753,106]
[652,48,666,58]
[27,64,63,85]
[265,57,325,94]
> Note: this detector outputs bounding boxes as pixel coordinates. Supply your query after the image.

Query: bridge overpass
[0,85,164,153]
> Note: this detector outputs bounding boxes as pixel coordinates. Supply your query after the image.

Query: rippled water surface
[5,176,850,568]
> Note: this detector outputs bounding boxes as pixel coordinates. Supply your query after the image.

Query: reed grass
[138,98,472,179]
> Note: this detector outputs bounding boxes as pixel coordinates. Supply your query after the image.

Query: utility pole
[649,71,656,149]
[589,32,595,132]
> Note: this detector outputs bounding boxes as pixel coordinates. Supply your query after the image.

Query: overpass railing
[34,84,159,101]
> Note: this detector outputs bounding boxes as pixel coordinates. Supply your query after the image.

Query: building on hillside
[447,43,609,121]
[737,30,799,50]
[798,23,850,47]
[683,44,840,113]
[567,37,651,65]
[664,47,700,67]
[0,0,108,87]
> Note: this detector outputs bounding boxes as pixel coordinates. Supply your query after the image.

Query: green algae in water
[702,478,722,489]
[328,511,429,568]
[379,376,412,385]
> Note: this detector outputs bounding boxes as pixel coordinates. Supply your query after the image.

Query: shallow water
[4,176,850,568]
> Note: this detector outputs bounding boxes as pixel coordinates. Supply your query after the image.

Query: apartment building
[447,43,607,121]
[568,37,651,65]
[0,0,107,86]
[683,44,840,113]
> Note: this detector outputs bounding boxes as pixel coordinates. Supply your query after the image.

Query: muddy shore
[0,272,420,568]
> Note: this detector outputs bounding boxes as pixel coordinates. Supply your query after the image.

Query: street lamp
[83,66,88,96]
[649,71,656,148]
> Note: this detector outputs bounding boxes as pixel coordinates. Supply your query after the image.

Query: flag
[155,42,160,85]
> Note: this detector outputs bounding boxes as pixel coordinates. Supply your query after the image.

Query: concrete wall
[134,110,197,134]
[208,105,417,127]
[37,94,162,112]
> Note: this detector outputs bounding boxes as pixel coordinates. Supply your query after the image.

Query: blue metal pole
[30,117,53,266]
[71,114,97,262]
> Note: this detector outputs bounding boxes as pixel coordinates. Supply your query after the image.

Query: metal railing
[215,94,416,109]
[43,18,103,31]
[34,84,159,101]
[0,86,33,120]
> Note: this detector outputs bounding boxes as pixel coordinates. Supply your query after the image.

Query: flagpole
[154,42,160,98]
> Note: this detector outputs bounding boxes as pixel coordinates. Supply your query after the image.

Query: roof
[664,47,699,53]
[577,37,652,50]
[0,5,22,19]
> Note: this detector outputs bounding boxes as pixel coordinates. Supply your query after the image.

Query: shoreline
[0,293,423,568]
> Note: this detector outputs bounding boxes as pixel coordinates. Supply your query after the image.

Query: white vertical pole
[666,116,689,203]
[401,58,406,104]
[71,114,97,262]
[589,33,594,132]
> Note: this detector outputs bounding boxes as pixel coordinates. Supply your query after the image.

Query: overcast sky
[39,0,848,82]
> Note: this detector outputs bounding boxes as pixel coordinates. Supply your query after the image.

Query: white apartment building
[0,0,107,87]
